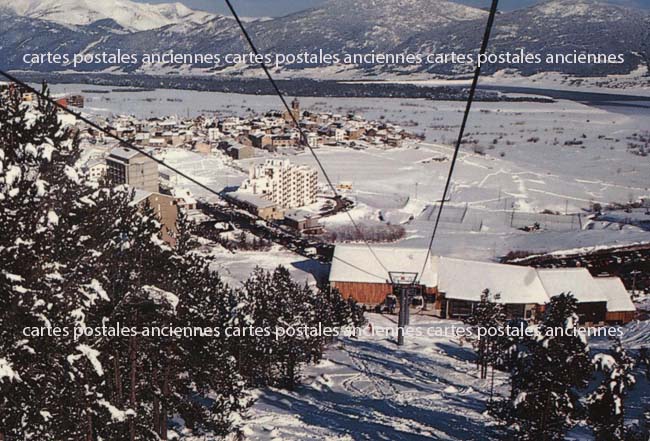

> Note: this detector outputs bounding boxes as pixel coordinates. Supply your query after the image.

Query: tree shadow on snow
[435,342,478,363]
[347,340,488,401]
[291,259,330,284]
[257,387,489,441]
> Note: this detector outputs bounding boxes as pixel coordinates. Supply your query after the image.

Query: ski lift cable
[223,0,391,276]
[417,0,500,283]
[0,69,386,280]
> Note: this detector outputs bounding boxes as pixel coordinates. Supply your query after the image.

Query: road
[197,198,338,262]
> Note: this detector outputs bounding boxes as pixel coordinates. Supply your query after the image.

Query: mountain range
[0,0,648,79]
[0,0,216,31]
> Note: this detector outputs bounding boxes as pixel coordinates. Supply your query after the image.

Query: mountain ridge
[0,0,218,31]
[0,0,647,80]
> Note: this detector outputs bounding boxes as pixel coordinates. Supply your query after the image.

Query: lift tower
[388,272,419,346]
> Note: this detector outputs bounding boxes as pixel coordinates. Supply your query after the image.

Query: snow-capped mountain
[0,0,648,79]
[246,0,487,53]
[398,0,650,76]
[0,0,216,31]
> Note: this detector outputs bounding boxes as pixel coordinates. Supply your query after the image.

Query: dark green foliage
[0,88,362,439]
[234,267,362,390]
[463,289,506,379]
[588,339,636,441]
[490,293,593,441]
[0,88,246,440]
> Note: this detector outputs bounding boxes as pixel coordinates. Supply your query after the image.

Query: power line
[223,0,391,277]
[0,69,379,279]
[418,0,500,282]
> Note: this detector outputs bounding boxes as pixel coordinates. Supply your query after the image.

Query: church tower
[291,97,300,120]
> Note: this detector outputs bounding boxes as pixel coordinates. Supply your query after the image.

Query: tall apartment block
[241,159,318,208]
[106,147,159,192]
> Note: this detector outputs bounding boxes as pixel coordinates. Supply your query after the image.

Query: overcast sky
[137,0,650,17]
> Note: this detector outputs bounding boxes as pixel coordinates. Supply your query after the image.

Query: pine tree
[0,86,249,439]
[167,253,249,437]
[235,267,365,390]
[1,86,362,439]
[0,85,109,440]
[588,338,636,441]
[174,208,195,255]
[464,289,506,379]
[490,293,592,441]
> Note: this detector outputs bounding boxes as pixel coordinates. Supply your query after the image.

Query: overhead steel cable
[0,69,385,279]
[417,0,500,282]
[223,0,391,277]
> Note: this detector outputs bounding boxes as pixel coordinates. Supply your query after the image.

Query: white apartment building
[83,158,107,182]
[240,159,318,208]
[306,132,320,148]
[207,128,222,141]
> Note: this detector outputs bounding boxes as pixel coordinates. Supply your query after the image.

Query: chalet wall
[576,302,607,325]
[332,281,393,305]
[435,293,539,320]
[605,311,636,324]
[332,281,436,306]
[332,281,630,325]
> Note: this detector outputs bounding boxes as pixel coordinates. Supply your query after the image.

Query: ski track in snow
[244,316,650,441]
[245,314,506,440]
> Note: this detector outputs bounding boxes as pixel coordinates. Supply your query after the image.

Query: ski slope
[244,314,507,440]
[243,314,650,440]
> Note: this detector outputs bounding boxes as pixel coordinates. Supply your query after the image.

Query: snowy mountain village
[3,0,650,438]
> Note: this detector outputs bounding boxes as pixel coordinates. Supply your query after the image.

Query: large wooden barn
[329,245,637,325]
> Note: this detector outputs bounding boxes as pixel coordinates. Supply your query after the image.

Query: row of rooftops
[84,101,417,153]
[329,245,635,313]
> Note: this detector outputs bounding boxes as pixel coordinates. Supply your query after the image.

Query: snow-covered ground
[341,66,650,97]
[157,148,247,194]
[53,83,650,439]
[195,242,327,288]
[242,313,650,440]
[64,83,649,263]
[244,313,507,441]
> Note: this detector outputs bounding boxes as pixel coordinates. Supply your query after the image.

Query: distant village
[0,84,421,246]
[77,94,420,230]
[92,96,421,154]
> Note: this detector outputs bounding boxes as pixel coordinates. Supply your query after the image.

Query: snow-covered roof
[285,209,318,221]
[84,158,106,169]
[328,247,631,312]
[108,147,141,161]
[171,188,197,205]
[132,189,153,205]
[437,257,549,305]
[227,191,276,209]
[537,268,608,303]
[592,277,636,312]
[329,245,437,287]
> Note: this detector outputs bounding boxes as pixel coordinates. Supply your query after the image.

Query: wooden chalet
[329,245,637,325]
